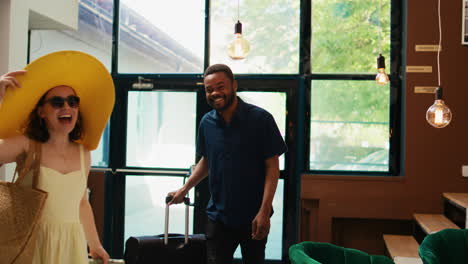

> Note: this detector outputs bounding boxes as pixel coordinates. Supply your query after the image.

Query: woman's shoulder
[0,135,30,164]
[14,135,30,152]
[75,142,91,153]
[75,143,91,165]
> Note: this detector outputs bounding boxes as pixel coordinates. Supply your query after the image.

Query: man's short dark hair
[203,64,234,82]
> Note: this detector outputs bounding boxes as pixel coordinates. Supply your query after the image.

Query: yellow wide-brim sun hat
[0,50,115,150]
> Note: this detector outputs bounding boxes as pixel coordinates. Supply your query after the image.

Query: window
[29,0,114,167]
[311,0,390,74]
[210,0,300,74]
[310,80,389,172]
[126,91,197,168]
[118,0,205,73]
[125,175,195,242]
[29,0,113,70]
[27,0,401,261]
[91,125,110,167]
[309,0,399,173]
[238,92,287,170]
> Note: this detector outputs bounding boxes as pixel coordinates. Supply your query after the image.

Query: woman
[0,51,115,264]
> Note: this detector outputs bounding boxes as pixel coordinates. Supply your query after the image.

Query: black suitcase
[124,197,207,264]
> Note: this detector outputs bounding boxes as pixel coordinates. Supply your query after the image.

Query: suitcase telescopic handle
[165,195,190,245]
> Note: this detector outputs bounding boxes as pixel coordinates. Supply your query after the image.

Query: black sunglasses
[43,95,80,109]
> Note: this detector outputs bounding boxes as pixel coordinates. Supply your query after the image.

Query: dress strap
[79,144,86,179]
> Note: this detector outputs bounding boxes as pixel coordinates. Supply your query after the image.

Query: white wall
[0,0,12,75]
[0,0,78,181]
[28,0,78,30]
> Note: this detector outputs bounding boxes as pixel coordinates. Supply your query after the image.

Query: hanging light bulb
[426,0,452,128]
[374,0,389,85]
[228,0,250,60]
[375,54,390,85]
[228,21,250,60]
[426,87,452,128]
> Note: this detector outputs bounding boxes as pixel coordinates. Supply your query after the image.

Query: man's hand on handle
[166,188,188,205]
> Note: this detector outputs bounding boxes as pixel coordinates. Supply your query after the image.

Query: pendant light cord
[237,0,240,21]
[437,0,442,87]
[379,0,383,52]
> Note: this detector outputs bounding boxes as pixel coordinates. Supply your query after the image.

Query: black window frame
[103,0,403,261]
[304,0,403,176]
[24,0,403,262]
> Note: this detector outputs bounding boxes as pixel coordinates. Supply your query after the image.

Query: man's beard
[208,92,236,112]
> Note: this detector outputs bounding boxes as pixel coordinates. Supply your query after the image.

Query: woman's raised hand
[0,70,26,100]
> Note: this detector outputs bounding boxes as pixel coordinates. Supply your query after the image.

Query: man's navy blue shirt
[197,97,287,227]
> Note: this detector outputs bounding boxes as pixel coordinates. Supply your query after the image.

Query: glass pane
[310,80,390,171]
[238,92,287,170]
[234,179,284,260]
[126,91,196,168]
[29,0,113,167]
[210,0,300,74]
[29,0,113,70]
[311,0,391,73]
[91,124,110,167]
[125,176,195,242]
[118,0,204,73]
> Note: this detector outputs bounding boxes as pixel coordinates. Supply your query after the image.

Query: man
[168,64,287,264]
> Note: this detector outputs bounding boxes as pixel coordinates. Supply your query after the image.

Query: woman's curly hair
[24,91,83,142]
